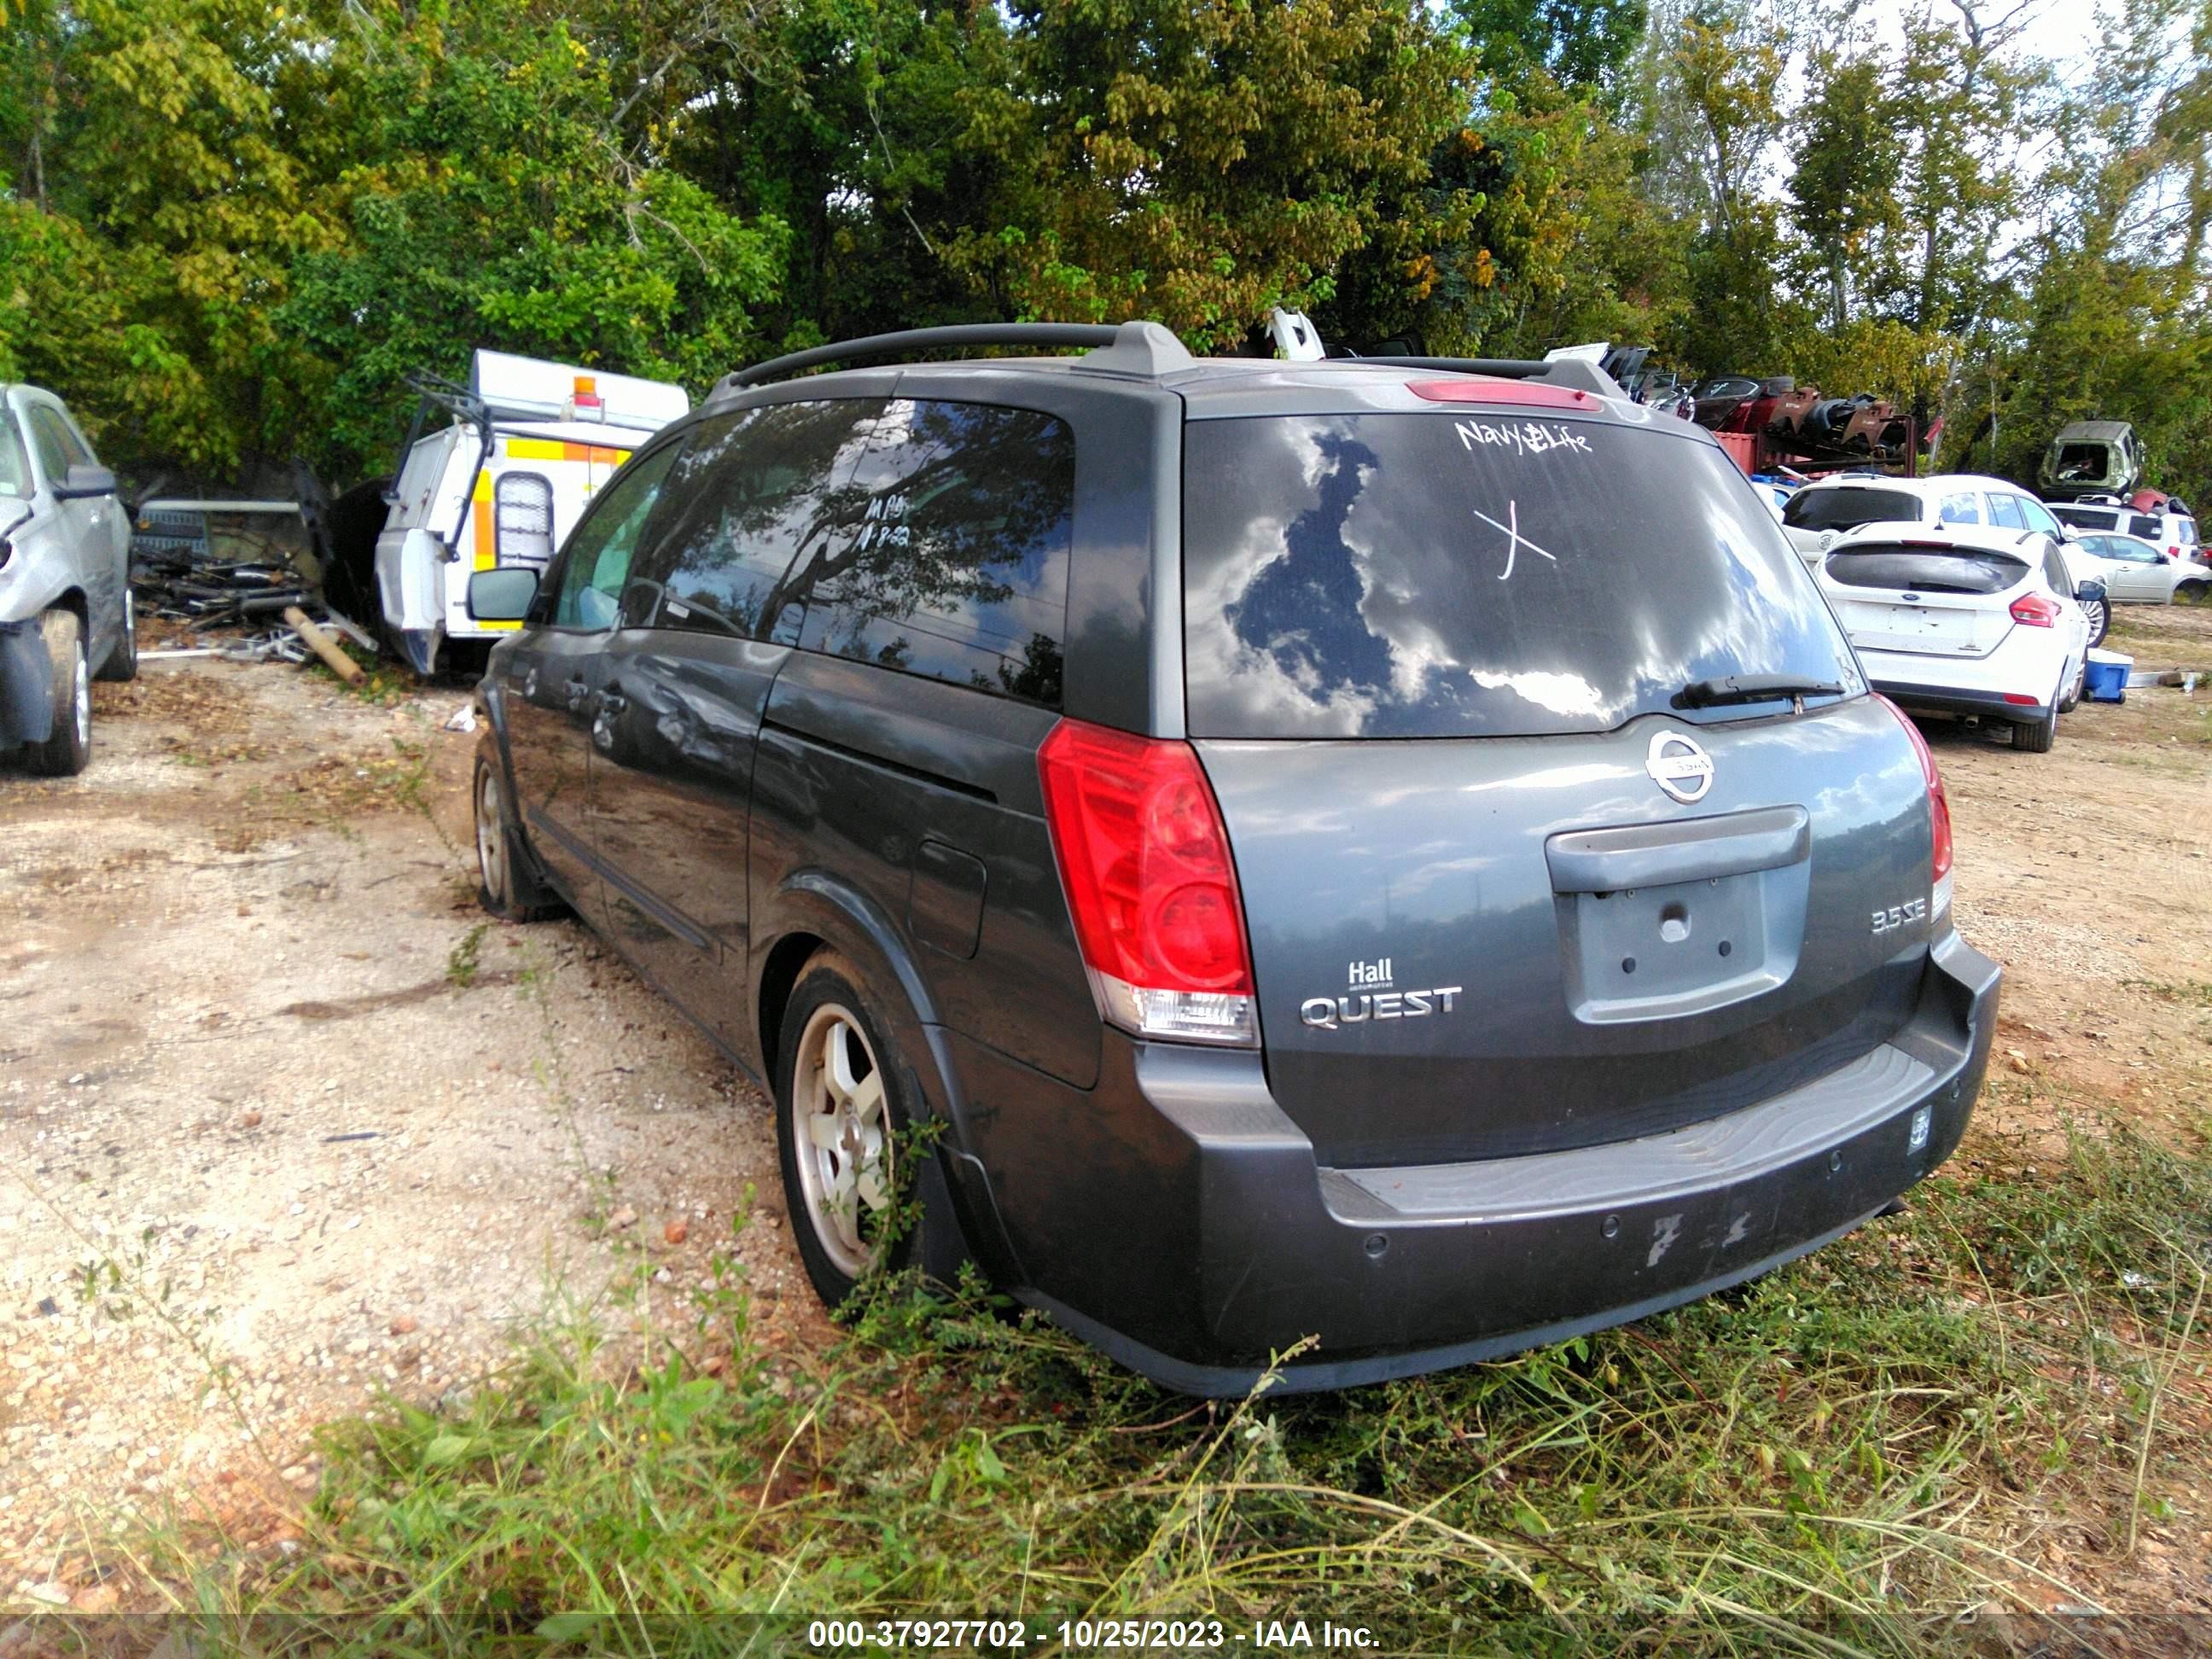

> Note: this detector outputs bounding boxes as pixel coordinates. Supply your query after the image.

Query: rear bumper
[1858,644,2060,724]
[1873,678,2047,723]
[958,932,2000,1396]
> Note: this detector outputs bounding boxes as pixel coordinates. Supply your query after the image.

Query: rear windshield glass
[1782,486,1921,532]
[2052,505,2117,531]
[1824,545,2028,594]
[1183,415,1858,740]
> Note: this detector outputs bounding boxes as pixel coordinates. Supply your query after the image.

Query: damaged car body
[462,322,2002,1395]
[0,383,135,775]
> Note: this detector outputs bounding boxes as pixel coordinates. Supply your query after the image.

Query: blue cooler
[2084,649,2131,703]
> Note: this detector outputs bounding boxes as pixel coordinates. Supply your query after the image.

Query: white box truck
[372,350,690,673]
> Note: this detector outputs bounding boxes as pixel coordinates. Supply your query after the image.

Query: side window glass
[2046,547,2073,592]
[550,444,679,632]
[0,416,31,499]
[494,473,556,572]
[2129,513,2164,539]
[1988,493,2026,530]
[25,407,76,483]
[626,399,882,641]
[1936,492,1980,525]
[2019,498,2062,536]
[796,399,1076,707]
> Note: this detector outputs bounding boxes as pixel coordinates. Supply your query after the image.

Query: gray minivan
[465,323,2000,1394]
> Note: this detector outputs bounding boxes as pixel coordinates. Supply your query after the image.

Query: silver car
[0,385,135,775]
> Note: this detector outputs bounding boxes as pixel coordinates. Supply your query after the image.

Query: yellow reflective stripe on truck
[464,472,521,629]
[472,472,494,569]
[505,439,634,466]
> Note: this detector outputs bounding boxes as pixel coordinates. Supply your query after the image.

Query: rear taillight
[1877,695,1953,911]
[1038,719,1258,1045]
[2009,593,2062,627]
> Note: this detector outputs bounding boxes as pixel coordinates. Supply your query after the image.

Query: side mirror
[51,463,117,501]
[468,567,540,622]
[2075,579,2107,602]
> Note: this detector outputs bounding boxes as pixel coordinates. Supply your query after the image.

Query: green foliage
[277,3,788,478]
[945,0,1471,349]
[0,0,2206,508]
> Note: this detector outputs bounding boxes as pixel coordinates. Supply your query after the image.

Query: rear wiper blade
[1672,673,1844,710]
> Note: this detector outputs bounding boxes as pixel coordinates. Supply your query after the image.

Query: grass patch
[306,639,416,706]
[445,923,489,989]
[106,1126,2212,1651]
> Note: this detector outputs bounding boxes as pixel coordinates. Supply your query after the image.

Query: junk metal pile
[129,498,374,663]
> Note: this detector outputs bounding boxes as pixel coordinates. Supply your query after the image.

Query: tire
[26,609,90,777]
[2081,595,2110,646]
[2058,655,2085,714]
[472,752,563,921]
[2014,709,2057,754]
[96,589,137,683]
[775,952,961,1308]
[2176,580,2209,606]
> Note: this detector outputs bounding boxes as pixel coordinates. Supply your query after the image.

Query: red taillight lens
[1038,719,1257,1045]
[2009,592,2061,627]
[1876,695,1953,886]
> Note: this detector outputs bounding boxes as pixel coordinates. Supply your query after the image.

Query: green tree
[1788,34,1904,331]
[1453,0,1650,97]
[278,1,789,479]
[943,0,1470,348]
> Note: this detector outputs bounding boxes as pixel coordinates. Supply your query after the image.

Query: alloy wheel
[790,1003,893,1278]
[71,644,89,748]
[475,766,509,906]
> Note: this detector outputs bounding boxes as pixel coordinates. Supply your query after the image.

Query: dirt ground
[0,650,830,1598]
[2,608,2209,1609]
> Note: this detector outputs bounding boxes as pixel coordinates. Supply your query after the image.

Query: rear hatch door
[1820,544,2026,660]
[1182,408,1938,1167]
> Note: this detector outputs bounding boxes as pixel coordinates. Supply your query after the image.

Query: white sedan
[1815,524,2101,754]
[2070,532,2212,605]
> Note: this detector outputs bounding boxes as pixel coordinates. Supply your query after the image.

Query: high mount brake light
[1876,695,1953,902]
[2009,592,2062,627]
[1406,378,1599,410]
[1037,719,1258,1046]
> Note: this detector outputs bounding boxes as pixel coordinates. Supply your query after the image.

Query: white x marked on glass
[1470,501,1557,581]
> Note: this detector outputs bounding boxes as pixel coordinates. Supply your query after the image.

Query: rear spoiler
[1348,355,1622,400]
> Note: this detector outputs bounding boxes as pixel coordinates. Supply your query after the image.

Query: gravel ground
[0,656,824,1598]
[3,605,2209,1610]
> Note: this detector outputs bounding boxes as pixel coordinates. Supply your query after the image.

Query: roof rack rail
[1353,355,1620,399]
[721,322,1177,391]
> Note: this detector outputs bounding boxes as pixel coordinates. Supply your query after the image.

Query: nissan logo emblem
[1645,731,1714,804]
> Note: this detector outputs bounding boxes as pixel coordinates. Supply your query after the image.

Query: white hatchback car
[1814,525,2100,754]
[1783,473,2073,563]
[2070,532,2212,606]
[2050,500,2203,571]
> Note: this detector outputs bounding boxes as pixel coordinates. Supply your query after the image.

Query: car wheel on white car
[2015,671,2064,754]
[95,589,137,684]
[2078,592,2110,645]
[26,608,91,777]
[2177,579,2209,606]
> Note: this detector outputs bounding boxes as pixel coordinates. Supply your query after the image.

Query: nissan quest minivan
[464,321,2000,1395]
